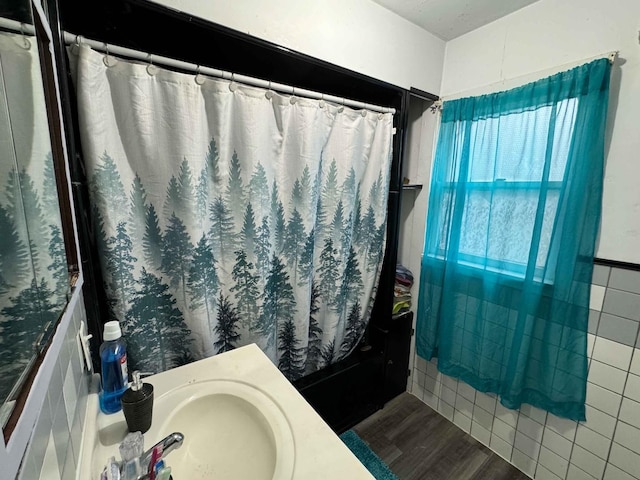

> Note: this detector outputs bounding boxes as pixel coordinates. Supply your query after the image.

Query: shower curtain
[71,45,393,380]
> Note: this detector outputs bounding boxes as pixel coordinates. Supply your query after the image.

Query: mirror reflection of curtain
[0,31,68,409]
[71,45,394,381]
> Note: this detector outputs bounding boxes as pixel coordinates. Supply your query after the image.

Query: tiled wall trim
[411,265,640,480]
[18,293,91,480]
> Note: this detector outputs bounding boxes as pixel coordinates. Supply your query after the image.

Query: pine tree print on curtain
[0,157,68,403]
[71,45,394,380]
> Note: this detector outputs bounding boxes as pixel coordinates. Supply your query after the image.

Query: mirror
[0,4,70,427]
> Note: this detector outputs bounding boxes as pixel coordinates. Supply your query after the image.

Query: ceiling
[371,0,541,40]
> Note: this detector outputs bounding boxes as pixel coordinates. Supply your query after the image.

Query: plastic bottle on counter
[99,321,129,414]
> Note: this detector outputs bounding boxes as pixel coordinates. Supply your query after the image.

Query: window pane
[458,189,559,274]
[467,99,577,183]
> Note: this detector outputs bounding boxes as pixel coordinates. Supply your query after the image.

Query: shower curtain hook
[103,43,117,67]
[19,23,30,50]
[195,65,205,85]
[147,53,158,76]
[338,97,345,113]
[319,93,325,109]
[265,80,273,100]
[290,87,297,104]
[70,35,82,55]
[229,72,237,92]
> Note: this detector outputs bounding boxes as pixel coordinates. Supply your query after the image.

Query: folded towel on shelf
[395,264,414,283]
[394,286,411,297]
[393,264,414,318]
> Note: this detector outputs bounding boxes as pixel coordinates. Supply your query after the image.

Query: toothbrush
[155,466,172,480]
[147,445,163,480]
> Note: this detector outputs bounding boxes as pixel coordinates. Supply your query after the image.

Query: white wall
[440,0,640,264]
[151,0,445,95]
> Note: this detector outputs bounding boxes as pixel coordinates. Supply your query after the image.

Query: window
[430,98,578,281]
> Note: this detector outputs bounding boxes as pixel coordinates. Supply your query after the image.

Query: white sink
[153,379,294,479]
[82,344,373,480]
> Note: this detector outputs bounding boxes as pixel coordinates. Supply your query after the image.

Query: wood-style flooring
[353,393,530,480]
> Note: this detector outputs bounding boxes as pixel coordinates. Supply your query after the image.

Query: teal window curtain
[416,59,611,421]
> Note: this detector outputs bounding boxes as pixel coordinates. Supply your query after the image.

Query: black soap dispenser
[121,371,154,434]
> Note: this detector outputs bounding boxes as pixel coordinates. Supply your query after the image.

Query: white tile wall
[589,285,606,311]
[409,266,640,480]
[18,293,92,480]
[604,465,636,480]
[574,426,611,460]
[613,421,640,454]
[618,398,640,428]
[570,445,606,479]
[537,464,563,480]
[624,374,640,401]
[608,444,640,478]
[471,420,492,444]
[542,429,572,460]
[491,433,513,460]
[567,464,598,480]
[588,361,627,394]
[538,447,568,479]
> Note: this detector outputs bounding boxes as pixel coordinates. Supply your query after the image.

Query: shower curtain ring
[19,23,30,49]
[265,80,273,99]
[70,34,82,55]
[147,53,158,76]
[195,65,205,85]
[290,87,297,104]
[319,93,325,109]
[229,72,238,92]
[103,43,116,67]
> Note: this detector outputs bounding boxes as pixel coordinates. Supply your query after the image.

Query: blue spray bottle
[99,321,129,414]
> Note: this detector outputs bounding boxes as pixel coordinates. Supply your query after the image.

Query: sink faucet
[137,432,184,479]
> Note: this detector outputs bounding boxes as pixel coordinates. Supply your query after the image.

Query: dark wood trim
[594,257,640,272]
[409,87,440,102]
[33,8,78,275]
[48,0,109,359]
[129,0,406,98]
[57,0,406,111]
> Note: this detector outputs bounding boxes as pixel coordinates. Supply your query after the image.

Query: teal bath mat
[340,430,398,480]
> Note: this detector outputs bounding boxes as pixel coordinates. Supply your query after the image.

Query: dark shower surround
[52,0,437,430]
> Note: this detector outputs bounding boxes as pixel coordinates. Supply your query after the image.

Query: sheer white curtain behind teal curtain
[417,59,611,420]
[70,45,393,381]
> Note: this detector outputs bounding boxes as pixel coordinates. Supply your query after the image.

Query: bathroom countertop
[80,343,374,479]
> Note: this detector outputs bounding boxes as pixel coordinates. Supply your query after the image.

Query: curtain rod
[0,17,36,36]
[433,50,619,109]
[62,32,396,115]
